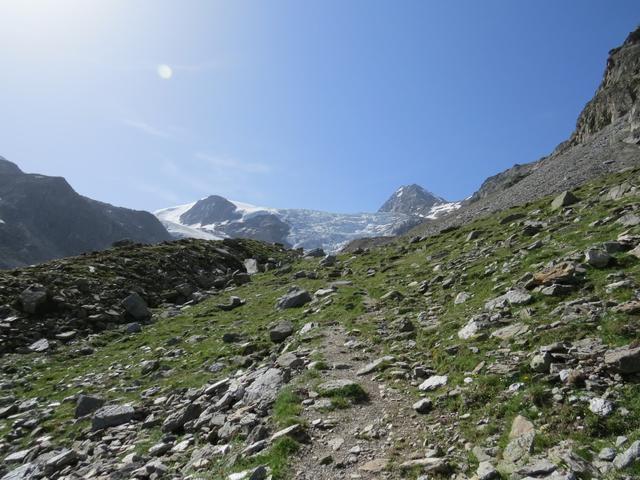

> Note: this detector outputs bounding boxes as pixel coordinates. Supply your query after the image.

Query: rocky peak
[0,157,23,175]
[179,195,242,226]
[568,26,640,147]
[378,184,446,216]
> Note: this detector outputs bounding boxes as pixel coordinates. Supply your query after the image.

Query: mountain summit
[378,184,448,217]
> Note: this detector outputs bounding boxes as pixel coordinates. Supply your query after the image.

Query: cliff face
[569,27,640,147]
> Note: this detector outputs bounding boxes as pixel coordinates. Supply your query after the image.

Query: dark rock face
[378,184,446,216]
[223,213,291,245]
[0,159,171,269]
[179,195,242,225]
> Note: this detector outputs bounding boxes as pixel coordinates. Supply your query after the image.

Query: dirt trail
[291,324,427,479]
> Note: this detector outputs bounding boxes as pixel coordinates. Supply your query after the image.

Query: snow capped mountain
[378,184,454,217]
[156,187,460,253]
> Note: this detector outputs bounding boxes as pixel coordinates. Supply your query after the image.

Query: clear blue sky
[0,1,637,213]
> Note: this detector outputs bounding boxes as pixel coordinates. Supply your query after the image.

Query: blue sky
[0,1,637,213]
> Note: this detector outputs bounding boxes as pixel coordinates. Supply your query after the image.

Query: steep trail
[291,325,447,479]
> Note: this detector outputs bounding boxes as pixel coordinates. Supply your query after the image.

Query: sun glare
[157,64,173,80]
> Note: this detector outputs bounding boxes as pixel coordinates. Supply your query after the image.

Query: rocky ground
[1,167,640,479]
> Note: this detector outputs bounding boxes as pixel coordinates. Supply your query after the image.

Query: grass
[2,168,640,478]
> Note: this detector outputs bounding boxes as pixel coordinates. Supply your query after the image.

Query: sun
[157,64,173,80]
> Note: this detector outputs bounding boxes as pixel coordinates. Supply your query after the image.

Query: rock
[270,424,309,443]
[126,322,142,333]
[91,404,135,430]
[551,190,578,210]
[276,287,312,309]
[269,321,294,343]
[599,448,617,461]
[317,379,359,395]
[162,402,202,432]
[0,463,40,480]
[305,248,325,258]
[614,300,640,314]
[359,458,389,473]
[244,259,259,274]
[604,344,640,373]
[412,398,433,414]
[28,338,50,353]
[589,397,614,416]
[530,351,553,373]
[121,292,151,321]
[485,289,532,310]
[356,355,395,376]
[217,296,246,311]
[629,244,640,259]
[44,449,78,475]
[244,368,285,405]
[614,440,640,470]
[466,230,481,241]
[4,450,31,465]
[477,461,499,480]
[399,457,449,474]
[618,213,640,227]
[454,291,472,304]
[276,352,303,369]
[418,375,448,391]
[75,394,105,418]
[585,248,612,268]
[503,415,535,464]
[491,322,529,340]
[533,262,578,286]
[319,255,337,267]
[19,284,50,314]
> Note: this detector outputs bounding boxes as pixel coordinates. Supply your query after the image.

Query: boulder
[121,292,151,321]
[604,345,640,373]
[19,285,49,314]
[75,394,105,418]
[585,248,612,268]
[92,404,135,431]
[551,191,578,210]
[276,287,312,310]
[269,321,294,343]
[244,368,285,405]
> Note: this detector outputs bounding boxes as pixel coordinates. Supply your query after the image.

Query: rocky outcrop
[0,238,294,354]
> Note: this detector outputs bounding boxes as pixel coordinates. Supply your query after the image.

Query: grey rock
[19,285,49,314]
[530,351,553,373]
[269,321,294,343]
[126,322,142,333]
[244,258,259,274]
[121,292,151,321]
[412,398,433,414]
[92,404,135,430]
[477,461,499,480]
[551,191,579,210]
[244,368,285,405]
[585,248,612,268]
[614,440,640,470]
[162,402,202,433]
[599,447,617,461]
[356,355,395,376]
[75,394,105,418]
[604,344,640,373]
[276,287,312,309]
[28,338,50,353]
[44,449,78,475]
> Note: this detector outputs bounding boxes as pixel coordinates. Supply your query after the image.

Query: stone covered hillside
[1,167,640,480]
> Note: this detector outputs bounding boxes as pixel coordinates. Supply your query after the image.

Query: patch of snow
[0,218,5,224]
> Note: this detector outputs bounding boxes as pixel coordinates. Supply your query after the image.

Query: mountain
[378,184,449,216]
[348,26,640,250]
[0,158,172,269]
[156,190,459,252]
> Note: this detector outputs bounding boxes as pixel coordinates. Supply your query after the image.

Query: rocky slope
[156,192,457,253]
[1,167,640,480]
[0,158,171,269]
[345,26,640,252]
